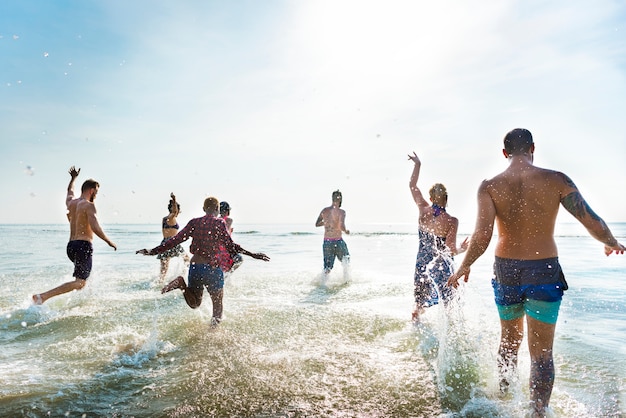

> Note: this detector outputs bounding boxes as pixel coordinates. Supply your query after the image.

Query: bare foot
[161,276,186,294]
[412,304,424,322]
[32,294,43,305]
[412,310,420,322]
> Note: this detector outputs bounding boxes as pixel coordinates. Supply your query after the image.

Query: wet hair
[203,197,219,213]
[168,200,181,213]
[81,179,99,192]
[220,201,230,215]
[331,190,342,207]
[429,183,448,205]
[504,128,534,155]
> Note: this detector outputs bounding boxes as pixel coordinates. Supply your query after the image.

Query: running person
[409,152,467,321]
[157,193,189,281]
[216,201,243,273]
[315,190,350,274]
[32,166,117,305]
[137,197,269,326]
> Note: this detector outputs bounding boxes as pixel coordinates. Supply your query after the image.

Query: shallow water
[0,222,624,417]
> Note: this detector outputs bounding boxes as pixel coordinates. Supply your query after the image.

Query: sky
[1,0,625,230]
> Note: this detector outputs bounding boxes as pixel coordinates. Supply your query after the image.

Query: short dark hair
[219,201,230,215]
[504,128,534,155]
[81,179,99,192]
[332,190,342,201]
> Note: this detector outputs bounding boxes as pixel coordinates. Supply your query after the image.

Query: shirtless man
[447,129,625,417]
[32,166,117,305]
[315,190,350,274]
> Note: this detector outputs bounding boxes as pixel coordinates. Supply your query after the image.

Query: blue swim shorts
[323,238,350,272]
[492,257,568,324]
[66,240,93,280]
[187,264,224,293]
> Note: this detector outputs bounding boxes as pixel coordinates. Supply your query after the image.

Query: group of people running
[29,128,624,418]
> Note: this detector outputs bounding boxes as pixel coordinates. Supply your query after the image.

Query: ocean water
[0,222,624,417]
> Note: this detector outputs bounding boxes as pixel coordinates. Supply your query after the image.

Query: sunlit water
[0,223,624,417]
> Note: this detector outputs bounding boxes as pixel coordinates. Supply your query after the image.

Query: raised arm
[447,180,496,287]
[164,193,181,227]
[169,193,180,216]
[408,152,429,210]
[66,166,81,208]
[558,173,625,256]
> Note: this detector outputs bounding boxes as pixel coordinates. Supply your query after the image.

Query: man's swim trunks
[156,237,186,260]
[492,256,568,324]
[187,263,224,293]
[323,238,350,272]
[66,240,93,280]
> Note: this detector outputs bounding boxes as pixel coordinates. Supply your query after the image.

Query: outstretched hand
[408,151,421,165]
[252,252,270,262]
[68,166,80,178]
[447,266,471,289]
[604,242,626,256]
[136,249,150,255]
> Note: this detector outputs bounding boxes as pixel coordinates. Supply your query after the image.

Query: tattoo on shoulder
[557,172,577,188]
[561,192,601,221]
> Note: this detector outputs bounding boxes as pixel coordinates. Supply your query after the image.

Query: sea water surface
[0,222,624,417]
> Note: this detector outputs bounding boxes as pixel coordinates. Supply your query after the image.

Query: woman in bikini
[157,193,189,281]
[408,152,468,321]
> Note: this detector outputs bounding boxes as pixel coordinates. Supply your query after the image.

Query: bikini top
[432,204,446,217]
[162,217,179,230]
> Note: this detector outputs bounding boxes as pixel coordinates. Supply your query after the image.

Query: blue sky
[1,0,625,229]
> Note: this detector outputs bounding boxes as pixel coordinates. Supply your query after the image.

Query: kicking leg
[33,278,87,305]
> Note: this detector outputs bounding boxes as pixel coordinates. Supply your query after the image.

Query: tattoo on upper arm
[561,192,601,221]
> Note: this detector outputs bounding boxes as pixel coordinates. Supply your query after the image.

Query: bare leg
[182,286,203,309]
[208,288,224,320]
[159,258,170,281]
[412,303,425,322]
[498,316,524,393]
[526,316,556,417]
[33,278,87,305]
[161,276,186,293]
[161,276,203,308]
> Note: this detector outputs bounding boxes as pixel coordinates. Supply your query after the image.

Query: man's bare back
[65,170,115,248]
[484,163,574,260]
[68,198,97,242]
[317,206,348,240]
